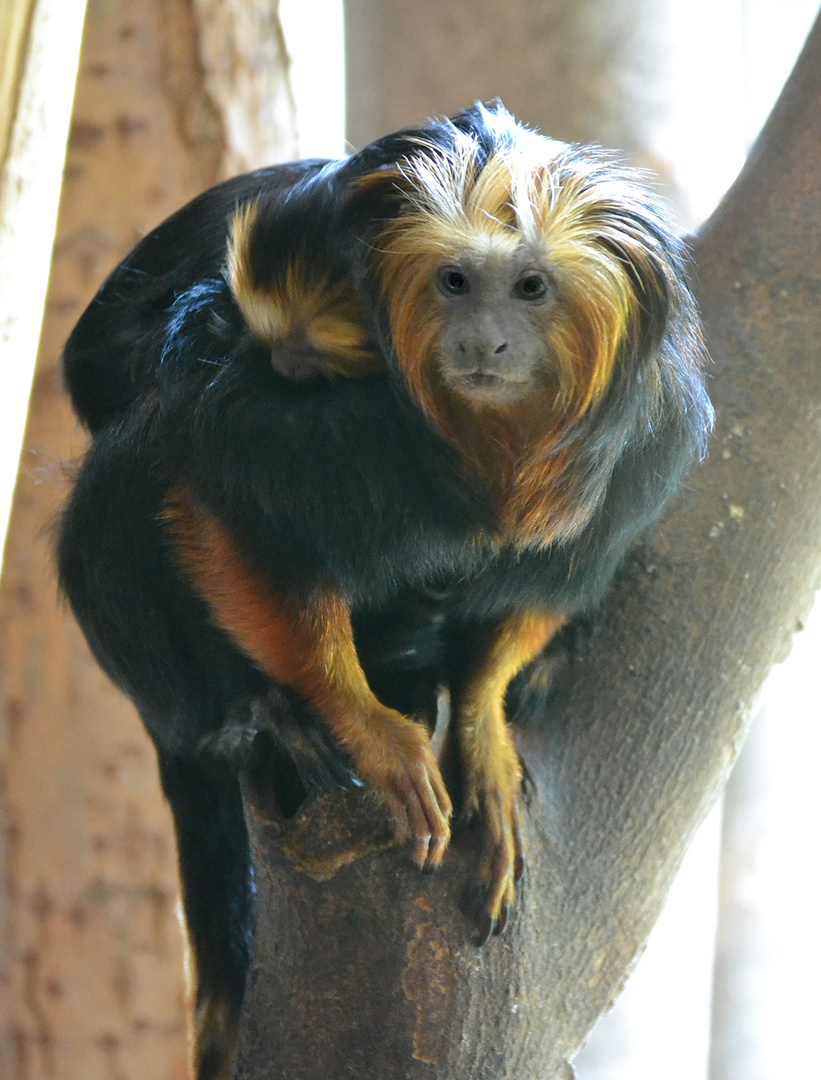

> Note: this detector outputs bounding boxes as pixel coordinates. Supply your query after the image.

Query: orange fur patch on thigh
[164,491,375,725]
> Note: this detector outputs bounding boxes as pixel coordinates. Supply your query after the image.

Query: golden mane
[376,134,669,544]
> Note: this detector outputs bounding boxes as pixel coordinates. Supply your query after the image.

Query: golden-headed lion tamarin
[58,103,712,1080]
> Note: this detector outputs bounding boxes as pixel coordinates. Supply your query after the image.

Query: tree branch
[233,13,821,1079]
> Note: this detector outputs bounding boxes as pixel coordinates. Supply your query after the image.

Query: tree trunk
[0,0,86,560]
[233,12,821,1080]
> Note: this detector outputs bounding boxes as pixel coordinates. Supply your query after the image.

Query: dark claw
[476,911,494,947]
[519,755,535,796]
[494,902,509,935]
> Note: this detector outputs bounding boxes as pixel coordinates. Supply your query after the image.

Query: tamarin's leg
[451,611,565,941]
[157,754,252,1080]
[166,493,452,868]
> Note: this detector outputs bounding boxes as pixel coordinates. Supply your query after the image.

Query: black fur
[57,104,713,1080]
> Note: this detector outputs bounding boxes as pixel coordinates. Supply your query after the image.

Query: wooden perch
[233,15,821,1079]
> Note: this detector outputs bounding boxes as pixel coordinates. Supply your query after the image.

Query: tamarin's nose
[475,330,508,362]
[482,322,509,359]
[457,318,508,364]
[478,335,508,363]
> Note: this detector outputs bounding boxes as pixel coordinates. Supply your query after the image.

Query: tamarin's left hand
[58,102,713,1078]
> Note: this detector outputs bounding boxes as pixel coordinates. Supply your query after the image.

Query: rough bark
[233,12,821,1080]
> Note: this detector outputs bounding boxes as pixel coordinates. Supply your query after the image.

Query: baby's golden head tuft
[227,200,381,378]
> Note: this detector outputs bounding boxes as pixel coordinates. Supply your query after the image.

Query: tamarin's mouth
[451,369,532,405]
[466,371,503,386]
[454,372,506,400]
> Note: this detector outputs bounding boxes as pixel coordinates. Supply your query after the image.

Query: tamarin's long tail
[158,754,252,1080]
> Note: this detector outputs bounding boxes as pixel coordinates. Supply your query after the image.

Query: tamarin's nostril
[494,342,508,354]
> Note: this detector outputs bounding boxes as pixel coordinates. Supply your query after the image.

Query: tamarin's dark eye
[514,273,550,301]
[438,267,470,296]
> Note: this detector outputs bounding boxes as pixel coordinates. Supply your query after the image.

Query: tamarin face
[373,128,678,439]
[430,244,555,406]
